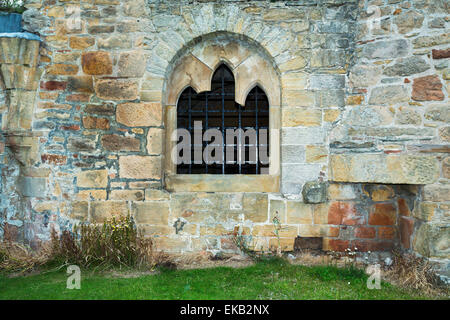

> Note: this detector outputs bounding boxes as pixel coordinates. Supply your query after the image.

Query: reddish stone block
[326,239,350,252]
[354,227,376,239]
[41,154,67,165]
[397,198,410,216]
[60,124,80,131]
[81,51,113,75]
[378,226,396,239]
[369,203,397,226]
[399,217,414,249]
[82,116,110,130]
[432,48,450,59]
[412,75,444,101]
[40,80,67,91]
[353,240,394,252]
[328,201,365,225]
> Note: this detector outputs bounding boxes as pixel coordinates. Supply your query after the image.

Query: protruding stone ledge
[329,154,440,185]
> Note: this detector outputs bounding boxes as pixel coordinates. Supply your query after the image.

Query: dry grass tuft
[384,250,447,296]
[0,241,51,274]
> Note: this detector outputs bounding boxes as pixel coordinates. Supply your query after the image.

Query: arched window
[176,64,269,174]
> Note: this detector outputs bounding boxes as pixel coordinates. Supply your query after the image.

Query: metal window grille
[177,64,269,174]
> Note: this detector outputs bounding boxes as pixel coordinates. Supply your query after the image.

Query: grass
[0,258,439,300]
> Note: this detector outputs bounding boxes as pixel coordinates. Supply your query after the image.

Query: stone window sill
[165,174,279,193]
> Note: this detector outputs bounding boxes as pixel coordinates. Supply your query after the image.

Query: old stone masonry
[0,0,448,277]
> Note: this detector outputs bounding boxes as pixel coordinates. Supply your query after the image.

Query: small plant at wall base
[0,0,26,13]
[49,215,166,270]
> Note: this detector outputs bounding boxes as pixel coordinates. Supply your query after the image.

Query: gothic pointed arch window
[163,34,281,192]
[176,64,270,175]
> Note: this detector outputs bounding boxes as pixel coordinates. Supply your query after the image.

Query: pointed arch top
[163,31,281,107]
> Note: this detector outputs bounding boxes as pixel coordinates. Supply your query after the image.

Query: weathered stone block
[85,103,115,116]
[287,201,313,224]
[413,223,449,258]
[18,177,47,197]
[354,227,376,239]
[119,155,161,179]
[302,181,327,204]
[82,116,110,130]
[145,189,170,201]
[118,50,146,77]
[69,36,95,49]
[0,65,42,90]
[46,64,78,75]
[132,202,170,224]
[116,102,162,127]
[327,184,358,200]
[67,76,94,93]
[81,51,113,75]
[412,202,437,222]
[369,203,396,226]
[328,201,364,225]
[305,145,327,163]
[95,79,139,101]
[368,85,409,105]
[394,10,424,33]
[101,134,140,152]
[110,190,144,201]
[329,154,440,184]
[282,108,321,127]
[413,33,450,49]
[432,49,450,60]
[68,137,96,152]
[252,225,297,238]
[77,169,108,188]
[270,199,286,223]
[383,56,430,76]
[362,39,409,60]
[412,75,444,101]
[243,193,268,223]
[0,38,40,66]
[146,128,163,155]
[90,201,129,223]
[424,104,449,122]
[422,184,450,202]
[70,201,89,221]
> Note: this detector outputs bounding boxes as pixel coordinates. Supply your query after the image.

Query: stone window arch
[163,32,281,192]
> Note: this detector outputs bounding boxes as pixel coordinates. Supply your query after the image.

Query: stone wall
[0,0,448,272]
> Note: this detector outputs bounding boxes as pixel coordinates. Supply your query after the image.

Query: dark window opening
[176,64,269,174]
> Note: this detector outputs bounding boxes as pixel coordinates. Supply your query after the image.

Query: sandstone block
[95,79,139,101]
[282,108,321,127]
[132,201,170,225]
[287,201,313,224]
[330,154,440,184]
[118,50,146,77]
[110,190,144,201]
[368,85,409,105]
[119,155,161,179]
[77,169,108,188]
[90,201,129,223]
[82,116,110,130]
[146,128,164,155]
[101,134,140,152]
[82,51,113,75]
[412,75,444,101]
[116,102,162,127]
